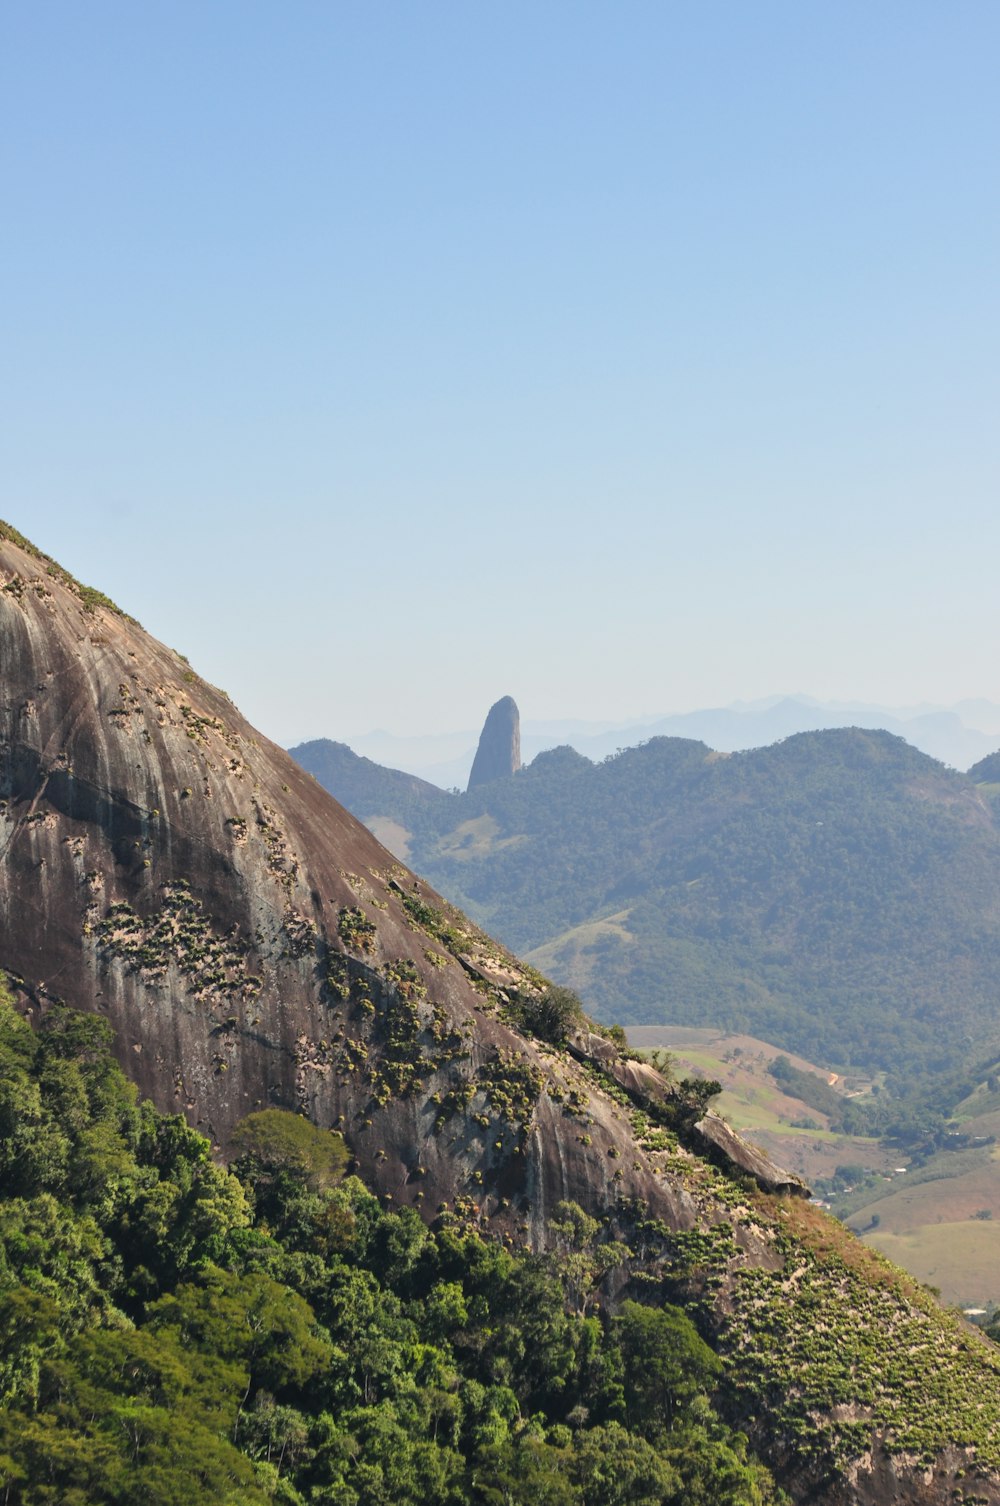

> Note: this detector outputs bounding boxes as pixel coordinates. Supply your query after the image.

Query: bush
[511,985,585,1044]
[229,1109,349,1190]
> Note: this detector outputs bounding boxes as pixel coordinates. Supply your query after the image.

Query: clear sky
[3,3,998,744]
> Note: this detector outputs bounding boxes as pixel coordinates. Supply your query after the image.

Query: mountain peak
[0,529,679,1235]
[467,695,521,789]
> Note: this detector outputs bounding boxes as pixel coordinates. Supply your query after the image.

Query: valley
[628,1025,1000,1309]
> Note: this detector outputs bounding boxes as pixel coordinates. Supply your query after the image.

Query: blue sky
[3,3,998,743]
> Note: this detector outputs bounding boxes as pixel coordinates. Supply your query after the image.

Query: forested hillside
[293,729,1000,1089]
[0,987,783,1505]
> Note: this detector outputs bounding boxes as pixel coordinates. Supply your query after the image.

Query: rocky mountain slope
[0,524,661,1239]
[5,521,1000,1504]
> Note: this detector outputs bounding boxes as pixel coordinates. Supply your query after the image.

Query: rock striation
[0,531,683,1234]
[3,521,1000,1505]
[467,695,521,789]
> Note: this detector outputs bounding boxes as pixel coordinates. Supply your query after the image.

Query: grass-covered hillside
[293,729,1000,1092]
[627,1025,1000,1308]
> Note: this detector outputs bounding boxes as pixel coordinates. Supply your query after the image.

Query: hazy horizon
[4,4,998,745]
[340,691,1000,744]
[292,691,1000,790]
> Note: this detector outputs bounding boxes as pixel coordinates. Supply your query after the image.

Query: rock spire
[467,695,521,790]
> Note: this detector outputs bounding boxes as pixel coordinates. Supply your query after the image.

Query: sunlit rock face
[467,695,521,789]
[0,531,687,1236]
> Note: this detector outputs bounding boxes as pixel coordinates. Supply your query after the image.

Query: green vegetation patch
[477,1050,544,1125]
[94,882,261,1002]
[337,906,377,954]
[721,1196,1000,1477]
[399,890,472,957]
[230,1108,349,1190]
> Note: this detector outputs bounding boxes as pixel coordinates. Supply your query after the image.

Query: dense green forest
[293,729,1000,1092]
[0,983,780,1505]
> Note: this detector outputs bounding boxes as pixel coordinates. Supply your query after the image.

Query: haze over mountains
[344,695,1000,790]
[292,722,1000,1090]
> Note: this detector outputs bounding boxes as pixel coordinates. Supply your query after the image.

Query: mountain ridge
[328,695,1000,789]
[291,728,1000,1087]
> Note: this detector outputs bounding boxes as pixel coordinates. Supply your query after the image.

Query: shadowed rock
[467,696,521,789]
[693,1112,811,1197]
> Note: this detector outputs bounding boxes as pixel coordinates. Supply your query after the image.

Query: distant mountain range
[291,728,1000,1090]
[340,695,1000,788]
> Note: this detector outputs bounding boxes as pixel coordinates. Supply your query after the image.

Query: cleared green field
[952,1082,1000,1125]
[625,1025,891,1188]
[432,814,530,862]
[867,1221,1000,1306]
[623,1026,1000,1303]
[365,815,412,862]
[527,911,635,982]
[840,1112,1000,1304]
[847,1150,1000,1237]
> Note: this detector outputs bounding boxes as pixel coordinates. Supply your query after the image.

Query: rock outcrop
[692,1112,811,1197]
[0,533,681,1235]
[566,1030,810,1198]
[467,695,521,789]
[3,522,1000,1505]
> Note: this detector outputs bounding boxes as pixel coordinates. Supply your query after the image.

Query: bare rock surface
[467,695,521,789]
[693,1112,811,1197]
[0,536,684,1238]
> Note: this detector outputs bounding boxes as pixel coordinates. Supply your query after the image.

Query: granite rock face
[692,1112,811,1197]
[3,525,1000,1506]
[467,695,521,789]
[0,533,683,1236]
